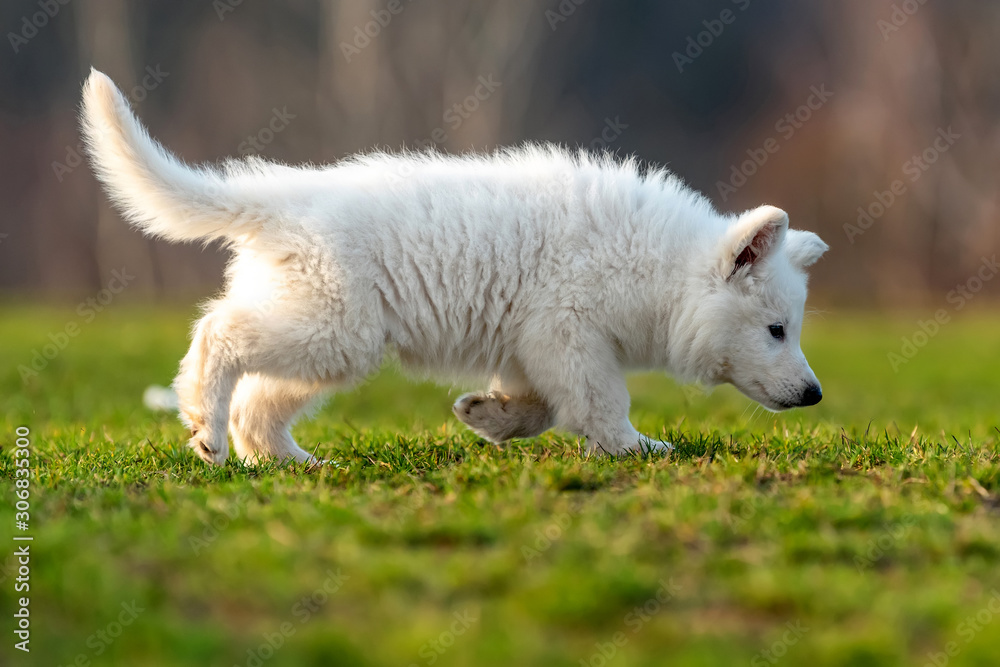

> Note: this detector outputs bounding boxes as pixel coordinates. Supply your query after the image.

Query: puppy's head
[699,205,828,410]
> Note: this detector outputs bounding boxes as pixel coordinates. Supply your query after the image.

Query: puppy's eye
[768,324,785,340]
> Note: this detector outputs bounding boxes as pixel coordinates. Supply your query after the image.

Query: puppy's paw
[453,392,488,418]
[635,439,674,455]
[453,392,506,443]
[454,391,555,442]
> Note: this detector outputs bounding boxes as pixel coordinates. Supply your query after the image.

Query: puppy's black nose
[799,384,822,406]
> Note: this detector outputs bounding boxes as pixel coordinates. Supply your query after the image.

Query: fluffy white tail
[81,69,268,244]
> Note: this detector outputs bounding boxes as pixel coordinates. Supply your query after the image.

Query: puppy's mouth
[748,382,793,412]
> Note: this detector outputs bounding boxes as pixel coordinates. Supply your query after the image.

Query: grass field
[1,303,999,667]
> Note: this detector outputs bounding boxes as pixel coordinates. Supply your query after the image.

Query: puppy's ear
[721,205,788,280]
[785,229,829,268]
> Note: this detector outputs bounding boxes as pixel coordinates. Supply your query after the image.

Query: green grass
[1,303,999,667]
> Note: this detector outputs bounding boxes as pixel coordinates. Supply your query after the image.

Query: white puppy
[81,70,828,466]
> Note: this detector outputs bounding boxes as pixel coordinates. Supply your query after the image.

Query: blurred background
[3,7,999,665]
[1,0,998,307]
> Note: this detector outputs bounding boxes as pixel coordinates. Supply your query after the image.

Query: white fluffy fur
[81,69,828,465]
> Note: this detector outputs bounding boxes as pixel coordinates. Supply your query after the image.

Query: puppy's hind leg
[173,310,245,466]
[229,374,330,465]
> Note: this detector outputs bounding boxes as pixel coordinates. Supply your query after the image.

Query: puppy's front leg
[521,331,671,456]
[566,378,671,456]
[583,415,673,456]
